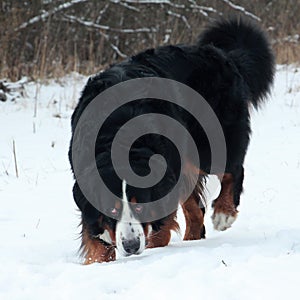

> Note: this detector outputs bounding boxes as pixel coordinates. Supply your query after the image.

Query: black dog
[69,18,274,264]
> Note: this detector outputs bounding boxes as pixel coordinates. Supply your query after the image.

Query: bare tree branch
[188,0,219,16]
[167,10,191,29]
[12,140,19,178]
[63,14,156,33]
[61,14,109,38]
[60,14,128,58]
[15,0,89,31]
[220,0,261,21]
[110,0,140,11]
[110,44,127,58]
[96,3,111,23]
[120,0,185,9]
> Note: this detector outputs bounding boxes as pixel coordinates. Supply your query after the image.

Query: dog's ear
[73,182,101,225]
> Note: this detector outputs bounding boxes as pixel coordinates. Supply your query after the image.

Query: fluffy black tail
[198,18,275,108]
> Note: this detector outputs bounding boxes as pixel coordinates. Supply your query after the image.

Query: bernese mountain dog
[69,18,274,264]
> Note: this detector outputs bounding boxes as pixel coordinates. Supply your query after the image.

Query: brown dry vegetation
[0,0,299,81]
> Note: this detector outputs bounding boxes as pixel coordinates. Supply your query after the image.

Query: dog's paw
[211,212,237,231]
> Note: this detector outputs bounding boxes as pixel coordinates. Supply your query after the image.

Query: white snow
[1,66,300,300]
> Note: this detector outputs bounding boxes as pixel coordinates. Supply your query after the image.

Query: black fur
[69,18,274,238]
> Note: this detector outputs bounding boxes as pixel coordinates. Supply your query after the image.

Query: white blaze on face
[116,180,146,257]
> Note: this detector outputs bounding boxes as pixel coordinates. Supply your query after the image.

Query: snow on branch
[188,0,219,16]
[61,14,128,58]
[109,0,140,11]
[96,3,111,23]
[118,0,185,9]
[167,10,191,29]
[109,44,127,58]
[61,14,109,38]
[15,0,89,31]
[63,14,156,33]
[220,0,261,21]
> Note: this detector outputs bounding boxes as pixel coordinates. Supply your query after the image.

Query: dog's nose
[122,238,140,255]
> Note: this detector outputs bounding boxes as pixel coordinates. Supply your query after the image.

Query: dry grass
[275,43,300,65]
[0,0,299,81]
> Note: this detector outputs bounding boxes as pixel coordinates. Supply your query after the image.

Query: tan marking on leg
[80,225,116,264]
[212,173,238,231]
[181,160,206,239]
[182,193,205,240]
[147,212,179,248]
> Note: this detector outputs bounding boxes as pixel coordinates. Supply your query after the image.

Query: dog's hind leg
[211,166,244,231]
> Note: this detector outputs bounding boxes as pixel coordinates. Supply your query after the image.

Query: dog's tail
[198,18,275,108]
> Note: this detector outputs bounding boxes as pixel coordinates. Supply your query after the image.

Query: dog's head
[73,125,181,257]
[91,141,180,257]
[77,179,152,257]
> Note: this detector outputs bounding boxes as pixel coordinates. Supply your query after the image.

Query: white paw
[212,212,237,231]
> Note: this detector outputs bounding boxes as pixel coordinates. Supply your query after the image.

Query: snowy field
[0,66,300,300]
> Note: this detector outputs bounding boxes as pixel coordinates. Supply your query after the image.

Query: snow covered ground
[0,66,300,300]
